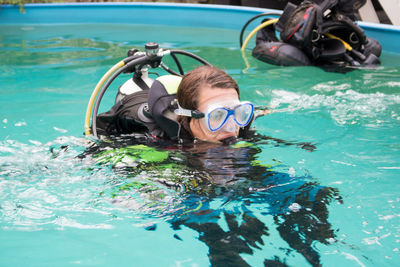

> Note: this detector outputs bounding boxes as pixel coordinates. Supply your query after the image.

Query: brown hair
[177,65,239,110]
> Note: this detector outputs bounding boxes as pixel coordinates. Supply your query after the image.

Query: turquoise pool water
[1,22,399,267]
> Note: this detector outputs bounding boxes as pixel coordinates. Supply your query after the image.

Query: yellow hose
[84,60,125,136]
[324,32,352,51]
[241,18,279,51]
[240,50,251,73]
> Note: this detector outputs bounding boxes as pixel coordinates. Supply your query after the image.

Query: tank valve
[145,42,159,56]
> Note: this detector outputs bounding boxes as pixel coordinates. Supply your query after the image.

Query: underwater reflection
[85,136,341,266]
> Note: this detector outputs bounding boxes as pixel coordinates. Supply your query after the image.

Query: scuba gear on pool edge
[84,42,254,142]
[240,0,382,69]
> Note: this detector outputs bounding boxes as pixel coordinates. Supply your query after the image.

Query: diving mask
[175,101,254,132]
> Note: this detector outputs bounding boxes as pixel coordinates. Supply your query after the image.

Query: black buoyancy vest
[95,90,158,136]
[95,75,183,139]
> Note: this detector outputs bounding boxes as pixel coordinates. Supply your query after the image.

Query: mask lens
[234,103,253,126]
[208,108,228,131]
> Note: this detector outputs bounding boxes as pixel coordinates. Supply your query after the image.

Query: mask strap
[174,103,204,119]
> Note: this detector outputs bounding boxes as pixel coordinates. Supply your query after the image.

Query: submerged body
[83,135,340,266]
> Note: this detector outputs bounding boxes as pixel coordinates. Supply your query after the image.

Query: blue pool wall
[1,3,399,53]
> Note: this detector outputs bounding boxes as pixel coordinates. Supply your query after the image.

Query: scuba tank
[115,67,154,103]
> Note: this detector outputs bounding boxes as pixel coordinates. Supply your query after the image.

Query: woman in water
[85,65,339,266]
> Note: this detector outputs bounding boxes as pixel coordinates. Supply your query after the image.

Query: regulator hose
[84,60,125,136]
[167,50,212,74]
[239,12,281,48]
[324,32,366,61]
[241,18,279,51]
[84,54,148,136]
[170,52,184,75]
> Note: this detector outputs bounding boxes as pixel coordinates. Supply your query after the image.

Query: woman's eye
[210,110,225,120]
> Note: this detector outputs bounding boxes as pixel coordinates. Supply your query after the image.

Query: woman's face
[189,85,240,143]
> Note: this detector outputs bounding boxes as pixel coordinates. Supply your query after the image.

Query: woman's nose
[221,115,238,133]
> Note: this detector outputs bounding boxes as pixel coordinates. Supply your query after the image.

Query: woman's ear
[189,117,203,140]
[189,118,195,133]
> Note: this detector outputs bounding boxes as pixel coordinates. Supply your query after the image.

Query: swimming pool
[1,3,399,267]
